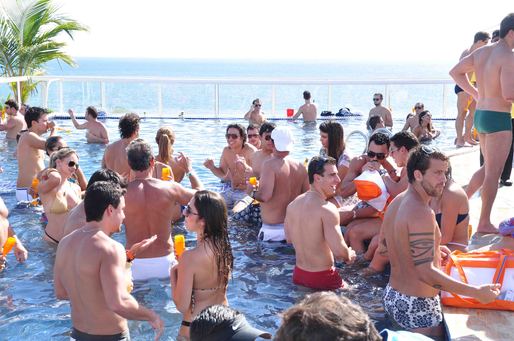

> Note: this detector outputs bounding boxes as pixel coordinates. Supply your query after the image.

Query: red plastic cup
[286,108,294,117]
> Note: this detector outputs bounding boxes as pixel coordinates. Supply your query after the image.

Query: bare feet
[476,223,499,234]
[464,137,479,145]
[454,137,466,148]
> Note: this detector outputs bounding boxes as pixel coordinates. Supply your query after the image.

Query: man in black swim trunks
[454,31,490,147]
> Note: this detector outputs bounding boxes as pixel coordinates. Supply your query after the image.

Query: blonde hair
[155,127,175,164]
[49,147,77,169]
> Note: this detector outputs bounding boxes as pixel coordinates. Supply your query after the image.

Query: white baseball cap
[271,126,294,152]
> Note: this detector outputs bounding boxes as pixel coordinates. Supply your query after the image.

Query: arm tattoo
[409,232,434,266]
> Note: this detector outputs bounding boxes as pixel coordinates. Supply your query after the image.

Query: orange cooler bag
[441,250,514,311]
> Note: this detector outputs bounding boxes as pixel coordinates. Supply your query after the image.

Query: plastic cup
[161,167,171,181]
[174,234,186,258]
[286,108,294,117]
[2,237,16,257]
[249,177,257,186]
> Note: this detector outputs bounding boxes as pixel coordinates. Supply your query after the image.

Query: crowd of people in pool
[1,12,513,341]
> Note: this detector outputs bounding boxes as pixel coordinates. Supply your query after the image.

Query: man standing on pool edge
[450,13,514,233]
[54,181,163,340]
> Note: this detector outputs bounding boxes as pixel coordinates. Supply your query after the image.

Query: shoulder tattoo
[409,232,434,266]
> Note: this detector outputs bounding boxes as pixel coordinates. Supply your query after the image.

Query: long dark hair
[319,121,345,160]
[419,110,434,132]
[194,190,233,287]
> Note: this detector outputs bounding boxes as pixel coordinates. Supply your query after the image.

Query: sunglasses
[367,151,386,160]
[373,98,381,102]
[183,204,199,217]
[248,134,259,138]
[68,160,79,169]
[225,133,240,140]
[415,106,424,109]
[420,145,437,155]
[254,104,262,107]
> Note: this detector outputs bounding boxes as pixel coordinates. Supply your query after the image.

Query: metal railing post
[59,81,64,113]
[157,84,163,116]
[328,84,332,112]
[16,81,22,105]
[214,83,219,119]
[101,82,106,110]
[442,84,447,118]
[271,85,276,116]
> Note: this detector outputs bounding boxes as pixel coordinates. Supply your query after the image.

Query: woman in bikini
[430,165,470,251]
[155,127,193,182]
[171,190,233,341]
[413,110,440,142]
[38,148,82,244]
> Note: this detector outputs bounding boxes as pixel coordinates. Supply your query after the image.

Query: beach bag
[441,249,514,311]
[335,107,352,117]
[352,170,390,211]
[320,110,333,116]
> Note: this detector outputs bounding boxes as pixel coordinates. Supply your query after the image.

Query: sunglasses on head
[248,134,259,138]
[367,151,386,160]
[420,145,437,155]
[183,204,199,217]
[225,133,240,140]
[68,160,79,169]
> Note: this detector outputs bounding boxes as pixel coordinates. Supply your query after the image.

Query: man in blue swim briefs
[450,13,514,234]
[382,146,500,339]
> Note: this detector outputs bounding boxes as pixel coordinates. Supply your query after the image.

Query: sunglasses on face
[373,98,381,102]
[367,151,386,160]
[248,134,259,138]
[183,204,199,217]
[225,133,240,140]
[415,106,424,109]
[254,104,262,107]
[68,160,79,169]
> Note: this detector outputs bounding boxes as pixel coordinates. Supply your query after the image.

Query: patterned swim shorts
[383,284,443,330]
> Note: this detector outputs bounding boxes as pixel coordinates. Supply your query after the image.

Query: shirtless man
[285,156,356,290]
[243,98,266,126]
[382,146,499,338]
[124,139,202,281]
[347,131,420,255]
[68,106,109,144]
[368,93,393,129]
[250,122,275,177]
[450,14,514,233]
[292,90,317,122]
[204,123,256,208]
[16,107,55,202]
[102,113,140,179]
[402,102,424,132]
[1,100,26,139]
[248,126,309,242]
[454,31,491,147]
[246,123,261,149]
[54,181,163,340]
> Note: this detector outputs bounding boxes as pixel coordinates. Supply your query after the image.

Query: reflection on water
[0,117,457,339]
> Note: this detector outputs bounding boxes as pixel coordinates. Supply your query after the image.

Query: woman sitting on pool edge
[413,110,440,142]
[429,164,470,251]
[37,148,82,244]
[171,190,233,341]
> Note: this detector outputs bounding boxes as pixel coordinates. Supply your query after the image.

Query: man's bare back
[294,103,317,122]
[102,139,132,179]
[369,106,393,128]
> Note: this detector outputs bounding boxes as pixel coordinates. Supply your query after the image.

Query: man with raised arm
[68,106,109,144]
[1,99,26,139]
[382,146,500,339]
[450,13,514,233]
[249,126,309,242]
[54,181,163,340]
[285,156,356,290]
[16,107,55,202]
[124,139,202,281]
[102,113,140,179]
[292,90,317,122]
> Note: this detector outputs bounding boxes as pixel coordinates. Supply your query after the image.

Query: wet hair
[193,190,233,288]
[127,138,153,171]
[308,156,337,184]
[86,106,98,119]
[474,31,491,43]
[49,147,77,169]
[24,106,48,128]
[155,127,175,164]
[275,292,381,341]
[84,181,126,222]
[373,93,383,100]
[226,123,247,144]
[303,90,311,100]
[87,169,127,190]
[4,99,18,111]
[259,121,276,135]
[368,132,390,149]
[190,305,244,341]
[252,98,261,105]
[246,123,259,132]
[418,110,434,132]
[118,113,140,139]
[368,116,383,130]
[319,121,346,161]
[492,29,500,41]
[45,136,65,156]
[407,146,449,183]
[500,13,514,39]
[390,131,420,151]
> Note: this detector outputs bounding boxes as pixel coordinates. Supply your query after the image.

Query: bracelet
[185,171,193,177]
[352,210,357,220]
[126,250,135,263]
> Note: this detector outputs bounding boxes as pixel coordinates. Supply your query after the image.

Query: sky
[22,0,514,62]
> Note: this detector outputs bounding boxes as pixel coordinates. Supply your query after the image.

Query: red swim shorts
[292,266,344,290]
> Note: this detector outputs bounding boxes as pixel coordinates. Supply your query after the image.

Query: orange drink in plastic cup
[249,177,257,186]
[31,178,39,198]
[2,237,16,257]
[174,234,186,258]
[161,167,171,181]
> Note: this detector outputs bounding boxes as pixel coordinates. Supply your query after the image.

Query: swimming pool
[0,116,457,340]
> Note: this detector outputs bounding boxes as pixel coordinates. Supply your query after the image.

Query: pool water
[0,116,457,340]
